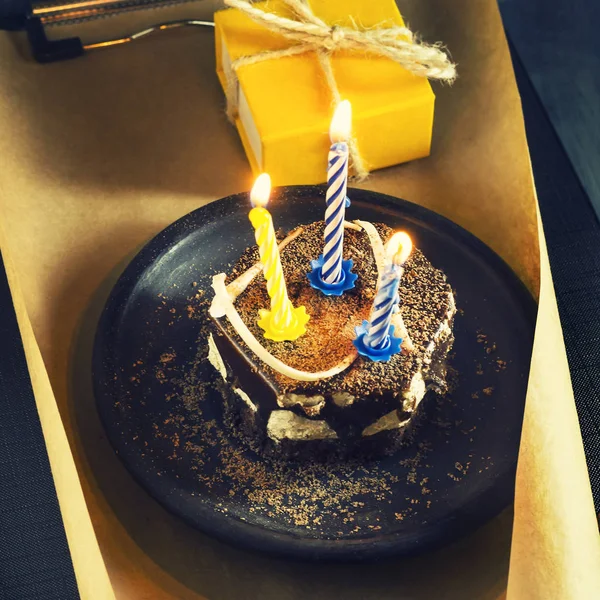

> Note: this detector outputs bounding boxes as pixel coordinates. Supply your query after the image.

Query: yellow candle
[249,174,309,341]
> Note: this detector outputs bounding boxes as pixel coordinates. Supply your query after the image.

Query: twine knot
[327,25,344,49]
[223,0,456,180]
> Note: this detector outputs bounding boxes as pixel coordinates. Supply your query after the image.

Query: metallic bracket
[5,0,214,62]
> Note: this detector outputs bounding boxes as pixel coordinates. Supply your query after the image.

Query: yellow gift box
[215,0,438,185]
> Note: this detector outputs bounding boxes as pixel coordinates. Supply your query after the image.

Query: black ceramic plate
[93,186,536,562]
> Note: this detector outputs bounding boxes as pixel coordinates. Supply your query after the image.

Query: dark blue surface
[511,46,600,513]
[501,0,600,220]
[93,186,536,560]
[0,252,79,599]
[0,0,28,29]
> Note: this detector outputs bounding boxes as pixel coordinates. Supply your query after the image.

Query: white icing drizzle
[392,311,415,353]
[424,292,456,357]
[354,220,386,281]
[343,220,362,231]
[207,333,227,380]
[210,273,357,381]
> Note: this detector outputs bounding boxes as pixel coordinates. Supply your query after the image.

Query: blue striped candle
[354,232,413,362]
[322,101,351,284]
[364,263,403,349]
[307,100,357,296]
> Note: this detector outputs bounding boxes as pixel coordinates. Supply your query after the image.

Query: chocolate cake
[208,220,456,458]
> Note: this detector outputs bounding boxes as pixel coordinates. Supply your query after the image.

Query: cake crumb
[160,352,176,364]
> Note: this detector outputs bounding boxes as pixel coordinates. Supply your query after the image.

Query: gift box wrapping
[215,0,435,185]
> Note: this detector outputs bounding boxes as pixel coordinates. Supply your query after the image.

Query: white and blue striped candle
[364,232,413,349]
[322,100,352,284]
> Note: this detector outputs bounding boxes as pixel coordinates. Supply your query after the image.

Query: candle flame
[250,173,272,208]
[329,100,352,143]
[386,231,413,266]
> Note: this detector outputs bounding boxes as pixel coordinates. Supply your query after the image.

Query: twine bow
[224,0,456,180]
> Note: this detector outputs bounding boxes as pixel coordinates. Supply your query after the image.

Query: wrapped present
[215,0,455,185]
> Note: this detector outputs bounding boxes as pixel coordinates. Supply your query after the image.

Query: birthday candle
[353,232,412,361]
[322,100,352,284]
[364,232,413,349]
[248,174,309,342]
